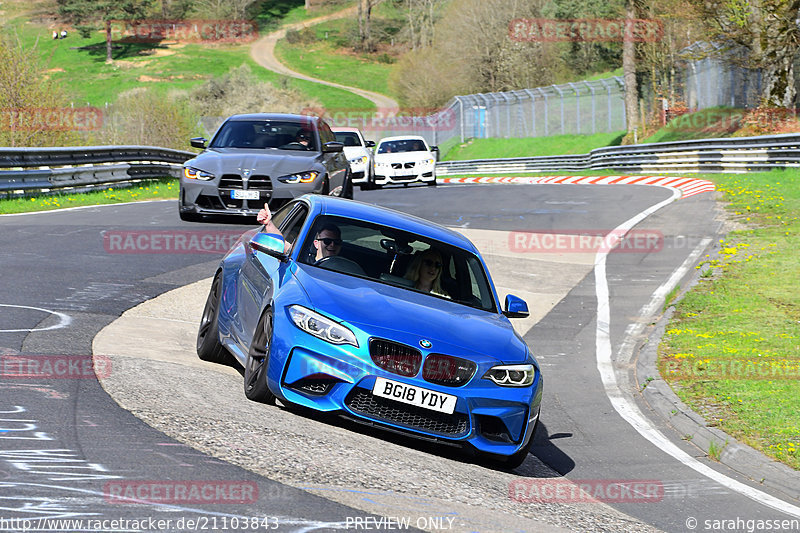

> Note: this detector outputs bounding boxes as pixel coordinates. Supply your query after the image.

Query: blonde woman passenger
[405,248,448,298]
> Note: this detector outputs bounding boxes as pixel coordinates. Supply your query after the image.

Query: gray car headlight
[277,171,319,184]
[288,305,358,347]
[483,364,536,386]
[183,167,215,180]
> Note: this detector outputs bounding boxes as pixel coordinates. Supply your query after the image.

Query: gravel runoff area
[94,231,659,532]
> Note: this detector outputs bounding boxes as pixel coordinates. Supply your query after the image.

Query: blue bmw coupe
[197,195,542,467]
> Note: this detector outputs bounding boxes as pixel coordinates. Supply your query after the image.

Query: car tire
[196,273,231,365]
[244,308,276,405]
[427,179,437,187]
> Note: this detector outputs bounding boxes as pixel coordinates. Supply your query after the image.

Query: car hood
[374,152,433,163]
[290,265,529,364]
[187,148,319,176]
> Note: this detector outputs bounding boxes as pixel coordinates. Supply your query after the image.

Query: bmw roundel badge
[419,339,432,349]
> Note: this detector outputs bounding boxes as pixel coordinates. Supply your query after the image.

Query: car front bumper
[373,165,435,186]
[265,310,542,457]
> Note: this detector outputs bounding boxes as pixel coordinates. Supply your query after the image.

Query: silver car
[179,113,351,221]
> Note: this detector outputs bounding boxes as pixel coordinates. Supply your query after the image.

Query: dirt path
[251,7,399,113]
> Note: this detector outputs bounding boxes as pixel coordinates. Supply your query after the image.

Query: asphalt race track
[1,182,799,532]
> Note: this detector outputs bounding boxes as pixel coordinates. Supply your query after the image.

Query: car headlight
[183,167,215,180]
[483,364,536,387]
[421,158,435,166]
[350,156,368,165]
[288,305,358,347]
[277,171,319,184]
[374,161,389,168]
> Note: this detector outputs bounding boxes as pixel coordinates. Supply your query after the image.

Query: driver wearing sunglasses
[312,224,342,261]
[256,203,341,261]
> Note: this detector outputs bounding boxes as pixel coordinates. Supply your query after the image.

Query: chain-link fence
[342,77,628,151]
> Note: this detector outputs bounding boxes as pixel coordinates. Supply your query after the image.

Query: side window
[269,201,297,229]
[280,205,310,248]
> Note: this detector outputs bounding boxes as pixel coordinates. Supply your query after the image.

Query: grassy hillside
[4,5,372,111]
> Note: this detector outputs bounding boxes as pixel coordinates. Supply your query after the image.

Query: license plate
[372,377,457,414]
[231,190,260,200]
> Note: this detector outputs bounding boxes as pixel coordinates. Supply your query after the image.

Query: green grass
[443,132,625,160]
[275,19,396,101]
[5,8,371,111]
[256,0,356,33]
[0,179,179,214]
[658,169,800,470]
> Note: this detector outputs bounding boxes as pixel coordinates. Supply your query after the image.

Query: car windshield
[334,132,362,147]
[377,139,428,154]
[210,120,317,151]
[298,215,497,313]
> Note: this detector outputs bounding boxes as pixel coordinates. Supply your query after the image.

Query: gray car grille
[218,174,272,209]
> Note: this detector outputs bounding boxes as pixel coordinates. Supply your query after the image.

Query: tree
[622,0,640,141]
[697,0,800,108]
[357,0,385,52]
[58,0,153,63]
[403,0,447,50]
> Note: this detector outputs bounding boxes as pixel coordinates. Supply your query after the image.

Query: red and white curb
[441,175,716,199]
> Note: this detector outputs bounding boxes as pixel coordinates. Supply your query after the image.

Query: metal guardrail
[436,133,800,175]
[0,146,195,194]
[2,133,799,195]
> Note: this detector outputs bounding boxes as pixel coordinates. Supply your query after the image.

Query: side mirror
[365,140,376,148]
[503,294,529,319]
[190,137,207,149]
[250,233,287,261]
[430,146,440,161]
[322,141,344,153]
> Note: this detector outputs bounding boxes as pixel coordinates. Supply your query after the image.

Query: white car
[373,135,437,188]
[332,127,376,190]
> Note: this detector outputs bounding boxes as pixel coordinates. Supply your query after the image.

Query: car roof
[377,135,426,143]
[331,127,362,134]
[225,113,319,125]
[303,196,477,252]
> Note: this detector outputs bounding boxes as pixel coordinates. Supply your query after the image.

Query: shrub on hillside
[94,88,200,150]
[0,37,80,147]
[189,64,322,125]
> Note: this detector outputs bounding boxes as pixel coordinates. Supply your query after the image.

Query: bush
[188,64,322,133]
[94,88,200,150]
[0,37,80,147]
